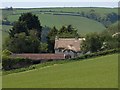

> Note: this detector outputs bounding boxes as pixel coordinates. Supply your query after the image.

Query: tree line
[3,12,120,54]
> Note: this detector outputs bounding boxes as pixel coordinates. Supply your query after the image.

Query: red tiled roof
[11,54,65,60]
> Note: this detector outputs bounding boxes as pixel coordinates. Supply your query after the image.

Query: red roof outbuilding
[11,54,65,60]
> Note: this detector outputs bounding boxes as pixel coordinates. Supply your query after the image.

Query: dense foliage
[81,21,120,53]
[47,26,58,53]
[47,25,79,53]
[9,13,42,39]
[5,31,40,53]
[2,56,33,70]
[4,13,42,53]
[81,33,103,53]
[72,48,120,60]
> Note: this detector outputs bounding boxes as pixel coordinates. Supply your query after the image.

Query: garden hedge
[2,56,33,70]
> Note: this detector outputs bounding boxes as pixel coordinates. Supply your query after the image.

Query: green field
[7,14,105,35]
[1,7,119,47]
[0,31,2,50]
[5,7,118,15]
[1,25,11,45]
[3,54,118,88]
[2,25,12,32]
[2,7,118,38]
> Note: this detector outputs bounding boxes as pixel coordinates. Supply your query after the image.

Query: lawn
[2,54,118,88]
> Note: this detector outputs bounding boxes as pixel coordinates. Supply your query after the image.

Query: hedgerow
[2,56,33,70]
[2,48,119,75]
[72,48,120,61]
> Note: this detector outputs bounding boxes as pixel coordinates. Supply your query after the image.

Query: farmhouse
[54,37,85,59]
[11,37,85,63]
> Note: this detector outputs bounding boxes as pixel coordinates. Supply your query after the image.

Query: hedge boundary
[2,48,120,75]
[72,48,120,61]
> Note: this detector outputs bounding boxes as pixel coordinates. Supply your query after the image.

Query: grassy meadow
[7,7,118,15]
[1,25,9,45]
[7,14,105,35]
[2,7,118,41]
[3,54,118,88]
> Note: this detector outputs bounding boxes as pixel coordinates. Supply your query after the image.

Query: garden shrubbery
[2,56,33,70]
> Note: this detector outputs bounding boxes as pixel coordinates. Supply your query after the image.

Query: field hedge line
[72,48,120,60]
[2,48,120,75]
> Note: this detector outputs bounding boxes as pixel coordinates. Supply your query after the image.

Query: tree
[40,43,48,53]
[9,21,28,37]
[6,13,43,53]
[58,25,79,38]
[47,26,58,53]
[100,22,120,50]
[9,13,42,40]
[58,26,67,34]
[81,33,103,53]
[5,31,40,53]
[67,25,74,32]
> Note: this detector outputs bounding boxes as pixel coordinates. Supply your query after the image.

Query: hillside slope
[3,54,118,88]
[7,14,105,35]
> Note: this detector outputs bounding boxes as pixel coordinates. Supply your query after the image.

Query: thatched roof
[54,38,85,52]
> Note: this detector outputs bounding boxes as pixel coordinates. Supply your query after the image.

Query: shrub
[2,56,33,70]
[73,48,120,61]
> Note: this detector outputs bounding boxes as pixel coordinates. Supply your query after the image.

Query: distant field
[2,31,8,44]
[7,14,105,35]
[2,7,118,42]
[2,25,12,32]
[1,25,10,45]
[3,54,118,88]
[12,7,118,15]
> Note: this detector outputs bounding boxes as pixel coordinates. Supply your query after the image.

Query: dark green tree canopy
[58,25,79,38]
[19,13,42,31]
[9,13,42,40]
[5,30,40,53]
[81,33,103,53]
[47,26,58,53]
[5,13,43,53]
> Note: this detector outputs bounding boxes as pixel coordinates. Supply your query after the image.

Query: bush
[2,56,33,70]
[73,48,120,61]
